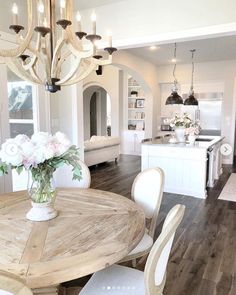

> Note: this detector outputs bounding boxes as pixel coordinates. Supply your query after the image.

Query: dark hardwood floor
[66,155,236,295]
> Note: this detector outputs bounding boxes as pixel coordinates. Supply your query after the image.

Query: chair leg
[131,259,137,268]
[137,254,148,266]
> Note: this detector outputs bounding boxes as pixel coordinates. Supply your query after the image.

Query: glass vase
[26,171,58,221]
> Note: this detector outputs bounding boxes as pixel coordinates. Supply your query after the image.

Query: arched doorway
[83,86,111,140]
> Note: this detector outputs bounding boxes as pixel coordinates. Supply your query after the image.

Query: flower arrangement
[170,113,193,128]
[0,132,82,203]
[185,121,201,136]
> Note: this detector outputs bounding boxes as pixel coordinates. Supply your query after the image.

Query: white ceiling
[1,2,236,67]
[74,0,124,10]
[125,35,236,66]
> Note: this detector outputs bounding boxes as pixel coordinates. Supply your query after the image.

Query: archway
[83,85,111,140]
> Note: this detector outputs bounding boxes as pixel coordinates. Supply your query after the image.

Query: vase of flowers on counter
[0,132,82,222]
[185,121,201,144]
[170,113,193,142]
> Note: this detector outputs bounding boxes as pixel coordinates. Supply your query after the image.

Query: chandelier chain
[173,43,177,84]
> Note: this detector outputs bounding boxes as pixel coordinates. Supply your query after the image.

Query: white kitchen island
[142,136,224,198]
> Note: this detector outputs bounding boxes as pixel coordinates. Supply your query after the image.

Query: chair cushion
[80,264,145,295]
[128,232,153,256]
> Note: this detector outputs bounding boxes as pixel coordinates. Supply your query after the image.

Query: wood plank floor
[64,155,236,295]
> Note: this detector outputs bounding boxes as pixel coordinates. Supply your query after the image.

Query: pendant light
[165,43,183,105]
[184,49,198,105]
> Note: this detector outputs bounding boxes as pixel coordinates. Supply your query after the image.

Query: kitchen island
[142,136,224,198]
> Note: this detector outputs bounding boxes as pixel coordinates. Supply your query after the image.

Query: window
[7,70,38,191]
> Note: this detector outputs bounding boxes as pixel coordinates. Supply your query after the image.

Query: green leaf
[72,166,82,181]
[15,166,24,175]
[0,163,9,176]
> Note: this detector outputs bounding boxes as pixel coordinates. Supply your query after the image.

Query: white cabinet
[122,130,145,155]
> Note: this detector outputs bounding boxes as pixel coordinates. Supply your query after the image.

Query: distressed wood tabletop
[0,188,145,290]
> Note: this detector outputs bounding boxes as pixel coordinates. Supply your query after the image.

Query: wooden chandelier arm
[57,61,97,86]
[55,51,71,77]
[6,57,42,84]
[67,43,93,59]
[56,56,82,85]
[29,65,44,84]
[64,0,83,52]
[51,34,67,78]
[0,0,34,57]
[91,55,112,66]
[23,34,42,70]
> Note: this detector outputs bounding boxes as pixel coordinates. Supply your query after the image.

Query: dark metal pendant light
[184,49,198,105]
[166,43,183,105]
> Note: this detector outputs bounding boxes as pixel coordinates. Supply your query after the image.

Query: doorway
[83,86,111,140]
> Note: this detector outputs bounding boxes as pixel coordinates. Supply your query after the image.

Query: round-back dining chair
[0,271,32,295]
[54,160,91,188]
[79,204,185,295]
[120,167,164,265]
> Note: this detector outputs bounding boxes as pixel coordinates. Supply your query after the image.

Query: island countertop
[141,135,224,198]
[142,135,224,150]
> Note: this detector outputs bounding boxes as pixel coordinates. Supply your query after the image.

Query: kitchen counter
[143,135,224,150]
[142,135,224,198]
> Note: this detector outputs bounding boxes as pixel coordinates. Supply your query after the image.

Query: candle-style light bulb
[38,1,45,26]
[60,0,66,19]
[38,1,44,13]
[107,30,112,47]
[76,11,81,31]
[91,12,96,34]
[12,3,18,25]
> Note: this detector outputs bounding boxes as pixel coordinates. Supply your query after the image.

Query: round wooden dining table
[0,188,145,295]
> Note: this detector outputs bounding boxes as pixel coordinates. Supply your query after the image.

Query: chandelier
[165,43,183,105]
[0,0,117,93]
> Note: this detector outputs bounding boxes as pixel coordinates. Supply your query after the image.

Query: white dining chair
[0,271,33,295]
[120,167,164,265]
[54,160,91,188]
[79,204,185,295]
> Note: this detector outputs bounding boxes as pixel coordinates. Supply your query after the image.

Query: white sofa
[84,136,120,167]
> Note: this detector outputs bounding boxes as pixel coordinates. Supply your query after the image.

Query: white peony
[54,132,71,155]
[21,141,35,158]
[0,139,23,166]
[14,134,30,145]
[33,147,46,164]
[42,144,55,160]
[31,132,52,146]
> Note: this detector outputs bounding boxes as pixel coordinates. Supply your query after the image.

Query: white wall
[156,60,236,164]
[83,66,121,137]
[113,50,160,137]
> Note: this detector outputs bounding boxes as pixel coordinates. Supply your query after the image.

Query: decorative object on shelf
[128,124,136,130]
[0,132,82,221]
[184,49,198,105]
[0,0,117,93]
[136,98,145,108]
[166,43,183,105]
[170,113,194,142]
[130,90,138,97]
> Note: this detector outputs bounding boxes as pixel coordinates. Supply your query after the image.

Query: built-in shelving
[128,77,146,131]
